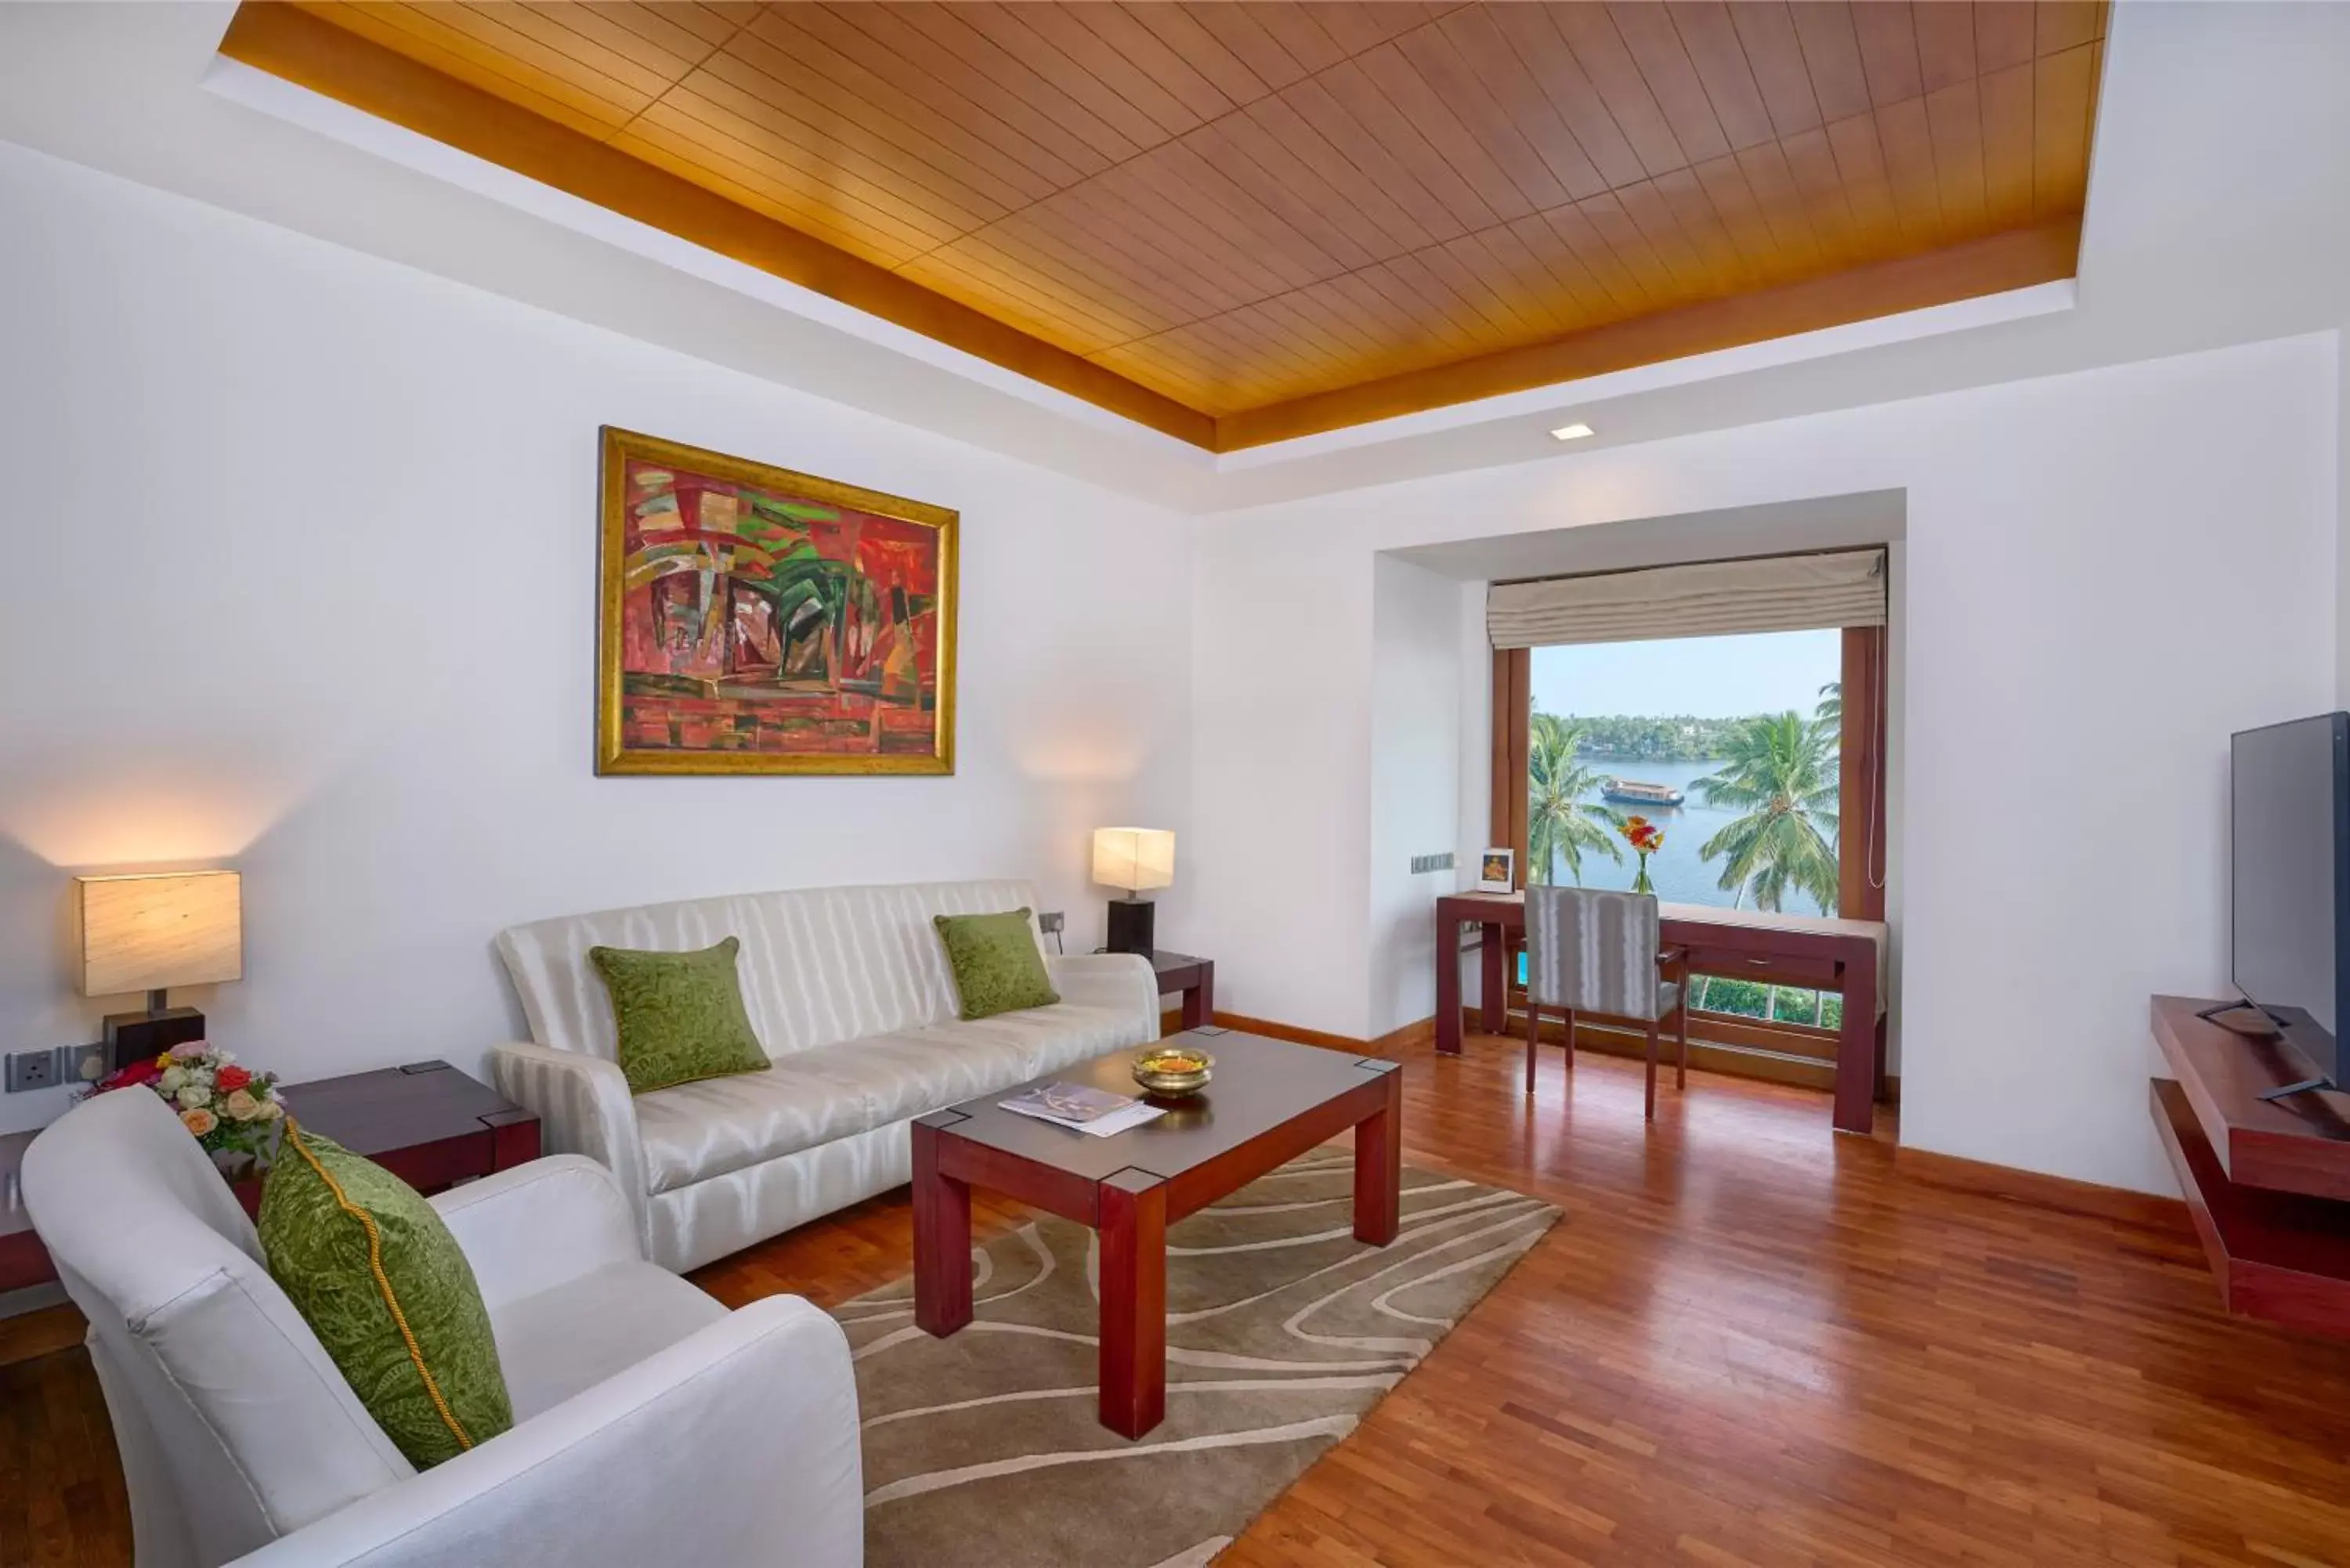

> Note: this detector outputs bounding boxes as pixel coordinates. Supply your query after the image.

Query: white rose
[175,1084,208,1110]
[159,1066,186,1092]
[258,1098,284,1120]
[222,1089,260,1122]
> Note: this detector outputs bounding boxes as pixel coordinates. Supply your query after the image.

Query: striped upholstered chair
[1522,887,1690,1120]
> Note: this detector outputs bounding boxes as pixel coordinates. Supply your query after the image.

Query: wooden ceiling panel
[717,22,1054,211]
[1972,1,2038,72]
[612,107,939,265]
[1729,4,1825,139]
[232,0,2102,448]
[302,2,652,135]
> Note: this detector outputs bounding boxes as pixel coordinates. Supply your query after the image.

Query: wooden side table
[0,1060,539,1291]
[2,1131,51,1295]
[1148,950,1215,1031]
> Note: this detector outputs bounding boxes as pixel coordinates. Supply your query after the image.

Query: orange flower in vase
[1616,815,1665,895]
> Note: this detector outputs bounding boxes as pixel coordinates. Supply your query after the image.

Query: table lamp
[77,870,243,1071]
[1091,828,1174,956]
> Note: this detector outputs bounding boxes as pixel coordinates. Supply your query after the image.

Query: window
[1528,630,1844,916]
[1488,551,1889,1071]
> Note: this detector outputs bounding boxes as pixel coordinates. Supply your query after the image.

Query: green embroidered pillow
[588,938,769,1096]
[935,909,1060,1021]
[259,1125,513,1470]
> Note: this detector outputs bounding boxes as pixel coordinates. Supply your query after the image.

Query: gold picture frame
[596,426,958,775]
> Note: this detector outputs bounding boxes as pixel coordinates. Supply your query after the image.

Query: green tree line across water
[1567,714,1753,761]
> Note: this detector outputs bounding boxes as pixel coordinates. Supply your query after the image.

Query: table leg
[1180,967,1213,1030]
[485,1108,540,1171]
[1354,1067,1401,1245]
[1098,1169,1167,1439]
[913,1115,973,1336]
[1480,921,1506,1035]
[1436,909,1462,1055]
[1834,956,1878,1136]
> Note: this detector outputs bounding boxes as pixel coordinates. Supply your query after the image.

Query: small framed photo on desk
[1477,847,1515,892]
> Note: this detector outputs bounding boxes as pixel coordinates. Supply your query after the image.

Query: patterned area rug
[837,1147,1559,1567]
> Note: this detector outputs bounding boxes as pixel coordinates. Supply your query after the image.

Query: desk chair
[1523,886,1690,1120]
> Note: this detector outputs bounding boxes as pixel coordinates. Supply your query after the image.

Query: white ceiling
[3,2,2348,515]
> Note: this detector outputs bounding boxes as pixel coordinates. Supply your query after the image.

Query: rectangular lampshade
[78,871,244,997]
[1092,828,1175,893]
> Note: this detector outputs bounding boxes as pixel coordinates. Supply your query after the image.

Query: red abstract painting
[597,428,957,775]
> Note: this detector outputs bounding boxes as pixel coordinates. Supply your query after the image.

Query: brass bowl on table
[1131,1045,1214,1099]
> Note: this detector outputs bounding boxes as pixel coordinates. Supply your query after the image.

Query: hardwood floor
[13,1035,2350,1566]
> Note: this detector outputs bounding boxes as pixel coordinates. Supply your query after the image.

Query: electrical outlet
[1037,910,1065,935]
[61,1042,107,1086]
[5,1047,59,1093]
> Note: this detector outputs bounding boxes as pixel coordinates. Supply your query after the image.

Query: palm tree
[1814,680,1842,732]
[1691,712,1841,913]
[1527,714,1623,887]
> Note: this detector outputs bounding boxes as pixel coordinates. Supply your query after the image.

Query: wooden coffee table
[911,1028,1401,1440]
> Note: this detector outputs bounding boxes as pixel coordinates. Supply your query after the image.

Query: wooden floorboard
[13,1035,2350,1566]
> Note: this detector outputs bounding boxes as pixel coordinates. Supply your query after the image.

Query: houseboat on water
[1601,777,1686,807]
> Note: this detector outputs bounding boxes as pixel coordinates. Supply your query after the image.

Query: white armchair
[22,1088,862,1568]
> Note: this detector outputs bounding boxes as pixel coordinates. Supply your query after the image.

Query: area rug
[835,1146,1559,1567]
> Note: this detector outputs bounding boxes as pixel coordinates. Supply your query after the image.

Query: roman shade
[1487,549,1886,649]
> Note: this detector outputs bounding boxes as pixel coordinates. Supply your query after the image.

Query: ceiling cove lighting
[1549,423,1596,442]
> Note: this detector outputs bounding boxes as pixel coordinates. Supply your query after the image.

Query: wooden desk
[1435,891,1887,1135]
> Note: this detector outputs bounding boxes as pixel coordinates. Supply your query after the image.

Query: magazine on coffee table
[1000,1082,1165,1137]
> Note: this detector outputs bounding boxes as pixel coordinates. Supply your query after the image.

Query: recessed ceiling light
[1549,422,1595,442]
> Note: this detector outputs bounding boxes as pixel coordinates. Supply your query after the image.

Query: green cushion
[259,1125,513,1470]
[588,937,770,1096]
[934,909,1060,1020]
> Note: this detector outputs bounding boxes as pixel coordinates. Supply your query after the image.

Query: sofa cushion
[487,1259,726,1421]
[895,1002,1151,1082]
[633,1004,1148,1194]
[932,909,1059,1019]
[588,938,770,1095]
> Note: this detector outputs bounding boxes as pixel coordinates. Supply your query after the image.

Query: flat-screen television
[2230,713,2350,1090]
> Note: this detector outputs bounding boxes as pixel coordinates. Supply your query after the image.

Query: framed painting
[597,427,957,775]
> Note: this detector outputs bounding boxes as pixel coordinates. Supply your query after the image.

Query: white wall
[1366,557,1465,1039]
[0,142,1195,1133]
[1186,529,1371,1035]
[1191,332,2338,1194]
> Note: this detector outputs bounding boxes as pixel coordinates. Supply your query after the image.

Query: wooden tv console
[2151,995,2350,1335]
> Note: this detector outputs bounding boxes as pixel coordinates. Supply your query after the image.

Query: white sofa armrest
[225,1295,862,1568]
[1047,952,1160,1041]
[430,1155,641,1312]
[486,1042,649,1251]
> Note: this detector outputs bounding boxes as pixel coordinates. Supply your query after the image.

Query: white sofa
[491,879,1159,1273]
[23,1088,862,1568]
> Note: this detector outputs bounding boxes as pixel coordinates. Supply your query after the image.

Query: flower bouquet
[1617,815,1665,895]
[92,1040,286,1167]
